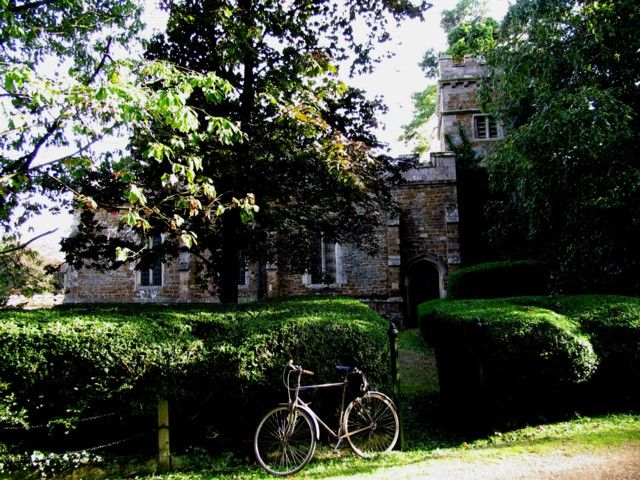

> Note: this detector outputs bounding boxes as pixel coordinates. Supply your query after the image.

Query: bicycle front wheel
[254,406,317,476]
[344,392,399,457]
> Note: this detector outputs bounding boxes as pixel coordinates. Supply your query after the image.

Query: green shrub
[447,260,548,299]
[545,295,640,392]
[0,297,389,453]
[418,295,640,406]
[420,299,598,400]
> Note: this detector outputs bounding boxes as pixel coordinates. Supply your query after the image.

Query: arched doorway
[405,257,443,328]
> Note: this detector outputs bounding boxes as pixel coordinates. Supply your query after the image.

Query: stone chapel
[64,56,498,325]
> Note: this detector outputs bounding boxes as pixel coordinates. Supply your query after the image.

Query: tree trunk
[219,212,240,304]
[256,260,267,300]
[218,0,255,305]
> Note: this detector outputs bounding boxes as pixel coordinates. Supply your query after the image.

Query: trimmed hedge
[542,295,640,391]
[0,296,389,451]
[418,295,640,406]
[447,260,548,299]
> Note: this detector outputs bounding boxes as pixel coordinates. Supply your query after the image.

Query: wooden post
[158,398,171,472]
[388,321,405,450]
[388,321,399,395]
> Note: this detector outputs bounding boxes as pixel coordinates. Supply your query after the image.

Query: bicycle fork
[283,409,300,439]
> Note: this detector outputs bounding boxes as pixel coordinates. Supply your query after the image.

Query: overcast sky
[21,0,511,261]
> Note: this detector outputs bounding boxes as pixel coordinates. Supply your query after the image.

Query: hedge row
[446,260,548,299]
[0,296,390,451]
[418,295,640,404]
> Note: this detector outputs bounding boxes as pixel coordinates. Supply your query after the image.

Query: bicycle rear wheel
[344,392,399,457]
[254,406,317,476]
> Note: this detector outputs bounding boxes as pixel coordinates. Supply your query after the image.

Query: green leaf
[122,210,139,227]
[202,183,217,199]
[115,247,131,262]
[185,168,196,184]
[125,185,147,206]
[145,143,172,162]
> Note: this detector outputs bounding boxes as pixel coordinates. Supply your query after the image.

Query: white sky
[19,0,511,261]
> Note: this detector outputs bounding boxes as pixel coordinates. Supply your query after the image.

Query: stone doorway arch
[405,255,445,328]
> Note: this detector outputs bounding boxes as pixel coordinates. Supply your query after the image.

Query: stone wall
[394,155,460,268]
[63,55,502,322]
[64,257,264,304]
[64,155,460,319]
[271,224,396,297]
[266,153,460,320]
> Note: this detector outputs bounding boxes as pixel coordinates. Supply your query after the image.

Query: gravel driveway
[324,444,640,480]
[404,445,640,480]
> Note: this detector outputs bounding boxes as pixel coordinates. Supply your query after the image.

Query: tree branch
[9,37,113,175]
[14,117,62,173]
[30,136,102,171]
[88,37,113,84]
[0,228,58,255]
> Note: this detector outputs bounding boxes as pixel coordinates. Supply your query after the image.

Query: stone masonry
[65,56,493,322]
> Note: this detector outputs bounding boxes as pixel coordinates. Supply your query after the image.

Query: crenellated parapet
[438,55,487,82]
[401,152,457,184]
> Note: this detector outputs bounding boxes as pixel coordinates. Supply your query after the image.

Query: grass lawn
[61,328,640,480]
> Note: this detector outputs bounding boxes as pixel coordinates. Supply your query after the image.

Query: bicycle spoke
[344,393,399,458]
[254,406,316,476]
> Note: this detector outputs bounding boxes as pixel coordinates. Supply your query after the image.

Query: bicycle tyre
[254,406,317,476]
[344,392,399,457]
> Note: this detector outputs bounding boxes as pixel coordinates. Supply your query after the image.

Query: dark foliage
[447,260,549,299]
[418,295,640,411]
[445,128,497,265]
[480,0,640,294]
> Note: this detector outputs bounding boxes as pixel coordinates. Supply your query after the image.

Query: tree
[1,0,241,256]
[446,16,499,61]
[0,242,59,303]
[400,84,437,157]
[402,0,498,155]
[480,0,640,293]
[63,0,429,303]
[440,0,498,61]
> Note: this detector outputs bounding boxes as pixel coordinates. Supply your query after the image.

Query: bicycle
[254,360,399,476]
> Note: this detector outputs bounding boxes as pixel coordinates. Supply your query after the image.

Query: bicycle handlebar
[284,359,369,396]
[287,359,315,376]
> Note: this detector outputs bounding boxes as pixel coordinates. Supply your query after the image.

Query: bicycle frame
[283,367,372,449]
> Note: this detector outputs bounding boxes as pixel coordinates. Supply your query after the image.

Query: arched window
[310,234,336,284]
[138,234,163,287]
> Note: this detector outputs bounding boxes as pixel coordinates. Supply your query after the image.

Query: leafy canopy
[480,0,640,293]
[0,243,59,302]
[441,0,498,61]
[63,0,430,302]
[0,0,241,256]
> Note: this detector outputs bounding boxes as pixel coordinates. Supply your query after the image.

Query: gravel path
[324,444,640,480]
[401,445,640,480]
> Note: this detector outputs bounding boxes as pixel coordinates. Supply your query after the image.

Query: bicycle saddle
[335,365,357,373]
